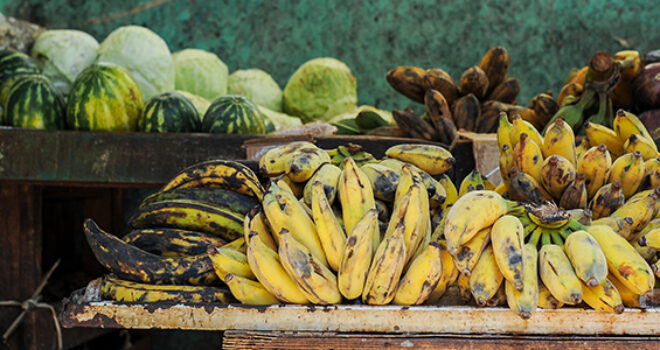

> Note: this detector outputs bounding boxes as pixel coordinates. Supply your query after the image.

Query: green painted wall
[3,0,660,111]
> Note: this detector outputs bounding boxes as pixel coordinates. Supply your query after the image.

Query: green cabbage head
[228,68,282,112]
[173,49,228,101]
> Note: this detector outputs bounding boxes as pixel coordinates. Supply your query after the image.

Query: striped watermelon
[0,50,41,123]
[3,74,65,129]
[202,95,265,134]
[139,92,201,132]
[67,63,143,131]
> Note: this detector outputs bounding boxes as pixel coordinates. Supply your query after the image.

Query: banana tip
[519,311,532,320]
[571,293,582,304]
[614,304,625,314]
[586,278,599,288]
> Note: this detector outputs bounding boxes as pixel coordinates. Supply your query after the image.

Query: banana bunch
[385,47,559,143]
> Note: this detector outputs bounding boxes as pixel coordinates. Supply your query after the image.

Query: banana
[438,174,458,211]
[499,144,515,185]
[584,122,624,158]
[393,109,439,141]
[311,181,347,272]
[162,160,264,200]
[262,184,327,265]
[497,112,514,151]
[123,228,226,257]
[84,219,217,286]
[339,157,377,243]
[491,215,525,291]
[327,144,378,168]
[581,278,624,314]
[360,163,401,202]
[539,244,583,305]
[362,223,408,305]
[513,133,544,184]
[303,163,342,206]
[505,243,539,319]
[453,93,480,132]
[285,145,332,182]
[510,114,543,149]
[278,229,341,304]
[575,138,591,164]
[276,175,304,199]
[624,134,659,160]
[225,273,279,305]
[613,110,656,147]
[537,283,564,309]
[632,239,657,262]
[488,77,520,104]
[559,173,588,210]
[589,181,625,219]
[635,218,660,242]
[542,118,577,166]
[459,65,489,99]
[208,246,255,282]
[507,167,553,204]
[494,182,507,195]
[258,141,317,176]
[470,245,504,306]
[639,228,660,250]
[391,183,427,261]
[587,225,655,296]
[138,187,259,216]
[644,157,660,188]
[609,272,642,308]
[424,68,459,106]
[243,208,277,250]
[375,199,390,223]
[338,210,378,300]
[527,93,559,129]
[453,227,491,276]
[445,190,519,254]
[479,46,509,94]
[393,241,444,305]
[488,283,508,307]
[129,199,245,241]
[457,271,473,302]
[100,275,234,303]
[458,170,490,197]
[557,82,583,107]
[246,232,309,304]
[563,230,607,287]
[567,208,592,226]
[611,189,659,231]
[591,216,635,241]
[425,89,456,144]
[540,155,577,200]
[386,66,427,103]
[223,237,247,254]
[426,239,460,304]
[384,144,455,175]
[382,158,446,207]
[577,145,612,199]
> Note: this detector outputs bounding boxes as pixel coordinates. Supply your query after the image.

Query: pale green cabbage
[258,105,302,130]
[173,49,228,101]
[97,25,174,100]
[228,69,282,112]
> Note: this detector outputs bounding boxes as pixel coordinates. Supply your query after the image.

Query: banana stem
[567,218,587,231]
[550,230,564,247]
[524,223,538,238]
[528,227,543,247]
[506,201,525,216]
[541,231,551,246]
[558,227,572,240]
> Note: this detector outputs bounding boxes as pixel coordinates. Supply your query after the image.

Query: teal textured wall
[2,0,660,111]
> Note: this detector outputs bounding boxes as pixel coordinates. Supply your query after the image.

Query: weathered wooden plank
[222,331,660,349]
[59,302,660,336]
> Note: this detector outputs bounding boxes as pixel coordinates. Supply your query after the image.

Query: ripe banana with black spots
[100,275,233,303]
[613,110,656,148]
[426,239,460,304]
[607,151,646,198]
[590,181,625,219]
[611,189,659,232]
[338,210,378,300]
[378,158,446,207]
[644,157,660,189]
[123,228,225,257]
[507,167,553,204]
[639,228,660,250]
[575,138,591,164]
[541,155,577,200]
[542,118,577,166]
[491,215,525,291]
[609,273,642,308]
[208,246,255,282]
[393,241,443,305]
[513,133,544,184]
[223,237,247,254]
[303,163,341,206]
[564,230,607,287]
[581,278,624,314]
[567,208,592,226]
[577,145,612,199]
[458,170,495,197]
[360,163,401,202]
[499,144,515,185]
[457,271,473,302]
[559,173,588,210]
[138,187,258,216]
[497,112,513,151]
[258,141,317,176]
[243,208,277,250]
[276,175,304,198]
[624,134,659,160]
[437,174,458,211]
[362,223,407,305]
[339,157,377,243]
[285,145,332,182]
[505,243,538,320]
[162,159,264,200]
[539,244,583,305]
[311,181,347,272]
[453,227,490,276]
[537,283,563,309]
[224,273,279,305]
[510,114,543,149]
[591,216,635,241]
[470,245,504,306]
[384,144,455,175]
[584,122,624,158]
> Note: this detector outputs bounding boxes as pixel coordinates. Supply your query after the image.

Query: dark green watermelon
[202,95,265,134]
[139,92,201,133]
[3,74,65,129]
[67,63,143,131]
[0,49,40,84]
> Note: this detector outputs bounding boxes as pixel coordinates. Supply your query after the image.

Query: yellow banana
[586,225,655,296]
[589,181,625,219]
[208,246,255,282]
[223,237,247,254]
[591,216,635,241]
[632,239,657,262]
[375,199,390,222]
[246,233,309,304]
[224,273,279,305]
[584,121,624,158]
[426,239,460,304]
[540,155,577,200]
[310,181,347,272]
[577,144,612,199]
[243,208,277,251]
[581,278,624,314]
[453,227,491,276]
[457,271,473,302]
[624,134,659,160]
[491,215,525,291]
[379,158,446,207]
[539,244,582,305]
[542,118,577,166]
[564,230,607,287]
[459,169,494,197]
[470,245,504,306]
[338,210,378,300]
[644,157,660,189]
[613,110,656,147]
[285,145,331,182]
[258,141,317,176]
[537,283,564,309]
[438,174,458,211]
[388,183,427,261]
[495,182,507,195]
[559,173,588,209]
[393,241,444,305]
[487,283,507,307]
[611,189,659,232]
[384,144,455,175]
[505,243,539,319]
[278,229,341,305]
[567,208,592,226]
[339,157,377,241]
[639,228,660,250]
[360,163,401,202]
[510,114,543,149]
[100,275,233,303]
[497,112,513,151]
[302,163,342,206]
[362,223,408,305]
[634,218,660,242]
[394,164,424,205]
[609,272,642,308]
[276,175,304,199]
[507,167,553,204]
[575,138,591,164]
[499,144,515,185]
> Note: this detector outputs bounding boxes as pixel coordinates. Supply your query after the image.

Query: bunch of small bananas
[383,47,558,144]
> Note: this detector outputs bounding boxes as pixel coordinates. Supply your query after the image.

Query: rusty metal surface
[59,301,660,335]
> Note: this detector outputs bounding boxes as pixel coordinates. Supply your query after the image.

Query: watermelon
[3,74,65,129]
[139,92,201,133]
[0,50,41,123]
[67,63,144,131]
[202,95,266,134]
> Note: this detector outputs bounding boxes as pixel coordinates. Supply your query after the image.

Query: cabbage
[31,30,99,96]
[283,57,357,123]
[329,105,393,124]
[257,105,302,130]
[228,69,282,112]
[97,25,174,100]
[173,49,228,101]
[175,90,211,116]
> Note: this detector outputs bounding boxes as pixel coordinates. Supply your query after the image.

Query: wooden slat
[222,331,660,349]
